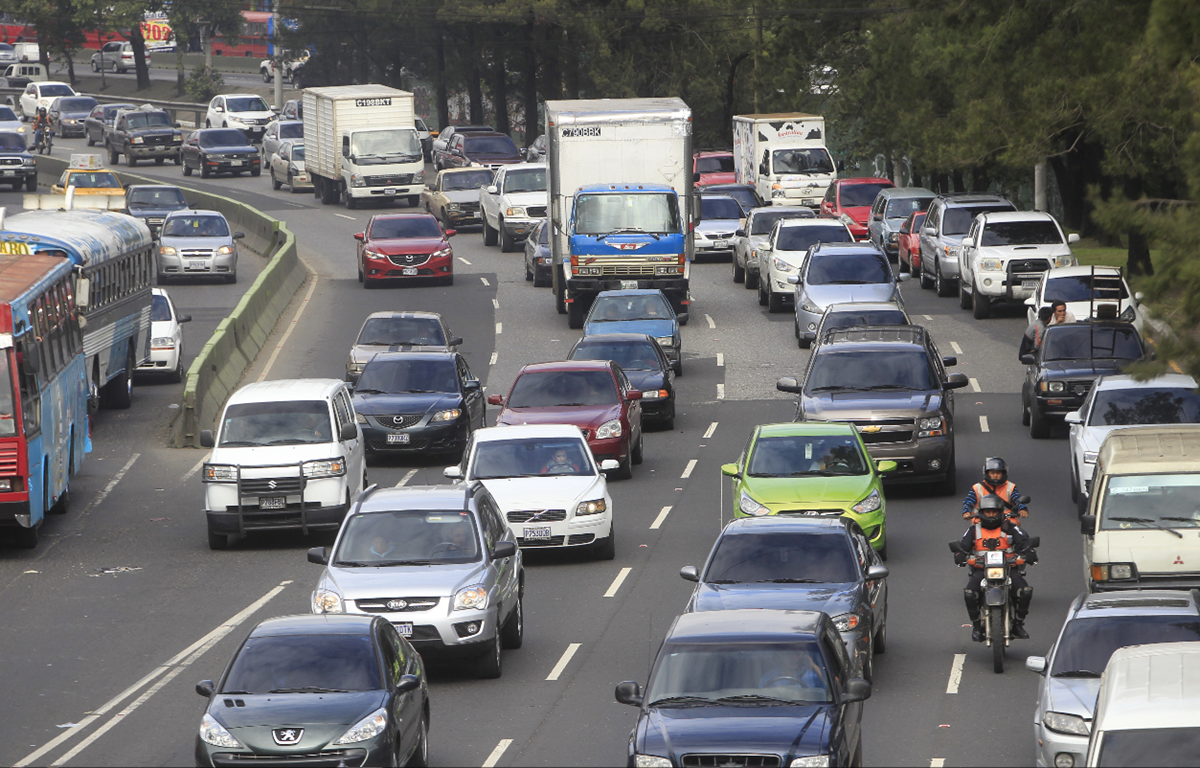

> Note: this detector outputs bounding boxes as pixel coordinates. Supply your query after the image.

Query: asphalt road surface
[0,134,1087,767]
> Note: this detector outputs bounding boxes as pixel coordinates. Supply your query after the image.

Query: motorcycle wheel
[990,606,1005,673]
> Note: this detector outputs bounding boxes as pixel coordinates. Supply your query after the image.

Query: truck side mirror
[1019,353,1035,365]
[692,172,700,183]
[1068,233,1081,244]
[1081,514,1096,536]
[200,429,215,448]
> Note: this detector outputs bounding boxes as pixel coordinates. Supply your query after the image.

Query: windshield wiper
[266,438,321,445]
[715,694,798,705]
[332,560,371,567]
[648,695,715,707]
[218,440,261,447]
[395,389,446,394]
[268,686,352,694]
[1052,670,1102,678]
[371,559,439,567]
[708,579,739,584]
[1159,517,1200,526]
[755,578,822,583]
[596,227,661,240]
[353,388,388,395]
[220,689,253,695]
[808,385,874,392]
[1108,516,1183,538]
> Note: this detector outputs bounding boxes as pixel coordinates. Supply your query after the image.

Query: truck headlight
[430,408,461,422]
[1091,563,1137,582]
[447,203,461,211]
[131,136,144,144]
[655,336,673,347]
[302,458,346,478]
[790,758,829,768]
[576,499,606,516]
[739,490,770,517]
[851,489,881,514]
[978,258,1003,271]
[1043,711,1091,737]
[505,207,525,217]
[412,169,424,183]
[453,584,488,611]
[1041,381,1065,392]
[595,419,622,439]
[22,154,34,164]
[202,463,236,482]
[918,415,944,437]
[1054,254,1077,268]
[350,174,365,187]
[312,588,343,614]
[831,613,859,631]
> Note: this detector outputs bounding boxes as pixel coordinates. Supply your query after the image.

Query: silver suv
[157,209,244,283]
[918,194,1015,297]
[307,483,524,679]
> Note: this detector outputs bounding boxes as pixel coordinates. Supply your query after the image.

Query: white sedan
[1065,372,1200,510]
[758,217,854,312]
[1025,265,1147,337]
[137,288,191,382]
[18,81,76,120]
[444,423,617,559]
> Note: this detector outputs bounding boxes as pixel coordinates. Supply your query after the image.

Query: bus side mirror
[75,276,91,309]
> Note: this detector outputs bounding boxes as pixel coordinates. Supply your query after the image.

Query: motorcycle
[34,127,53,155]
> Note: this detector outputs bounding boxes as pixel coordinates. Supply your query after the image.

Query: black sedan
[523,219,553,287]
[616,609,870,768]
[195,614,429,768]
[351,351,485,461]
[84,102,134,146]
[182,128,262,179]
[48,95,98,138]
[568,333,676,429]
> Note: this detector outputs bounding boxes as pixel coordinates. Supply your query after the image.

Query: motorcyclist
[962,457,1028,521]
[31,106,51,149]
[959,495,1035,641]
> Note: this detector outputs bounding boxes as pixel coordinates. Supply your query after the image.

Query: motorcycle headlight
[333,708,388,744]
[312,588,343,614]
[453,584,488,611]
[151,336,174,347]
[131,136,144,144]
[772,256,796,272]
[655,336,673,347]
[595,419,622,439]
[505,207,525,217]
[202,463,236,482]
[302,458,346,478]
[199,713,242,748]
[430,408,461,423]
[986,567,1005,579]
[159,245,177,256]
[851,489,881,514]
[831,613,859,632]
[790,758,830,768]
[1043,711,1091,737]
[739,490,770,517]
[217,245,234,256]
[576,498,606,516]
[978,258,1003,272]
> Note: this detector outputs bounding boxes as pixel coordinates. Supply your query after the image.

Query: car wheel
[474,629,503,679]
[593,526,616,560]
[898,252,909,273]
[271,170,281,190]
[108,145,119,165]
[262,69,272,83]
[919,258,935,289]
[407,711,429,768]
[631,429,644,465]
[183,161,193,176]
[959,279,972,310]
[973,286,991,319]
[555,285,566,315]
[935,263,955,297]
[126,152,137,167]
[524,258,533,281]
[170,352,184,383]
[200,163,210,179]
[207,527,229,550]
[767,289,785,313]
[226,272,237,284]
[24,175,36,192]
[757,275,769,306]
[500,592,523,649]
[673,357,682,376]
[250,166,261,178]
[660,400,676,430]
[86,131,94,147]
[745,267,758,290]
[483,218,498,246]
[499,218,515,252]
[91,59,99,72]
[732,255,745,283]
[1029,403,1050,439]
[873,601,887,654]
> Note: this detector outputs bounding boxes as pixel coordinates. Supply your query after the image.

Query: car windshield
[806,350,936,392]
[807,252,891,285]
[443,170,493,191]
[356,317,446,347]
[351,129,422,159]
[1096,727,1200,767]
[839,182,891,208]
[1088,388,1200,426]
[66,172,120,189]
[226,96,269,113]
[290,145,305,161]
[464,135,519,155]
[1040,326,1143,361]
[750,210,813,235]
[646,642,833,705]
[57,98,95,112]
[772,148,834,175]
[151,294,171,322]
[40,84,73,97]
[589,295,673,322]
[503,168,546,193]
[574,193,681,235]
[162,215,229,237]
[700,197,743,220]
[1050,615,1200,677]
[776,225,851,253]
[748,435,869,477]
[1099,473,1200,531]
[885,197,933,218]
[470,437,592,479]
[571,339,662,371]
[0,107,16,121]
[279,122,303,139]
[942,204,1015,235]
[1044,275,1129,303]
[221,634,381,694]
[0,132,24,150]
[822,310,907,334]
[333,508,481,565]
[369,217,442,239]
[981,220,1063,246]
[355,358,458,394]
[128,187,186,206]
[705,531,859,583]
[219,400,332,446]
[696,155,735,174]
[507,370,617,408]
[199,129,248,148]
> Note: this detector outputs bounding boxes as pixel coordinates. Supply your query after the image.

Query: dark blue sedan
[568,332,676,429]
[584,289,684,374]
[616,609,870,768]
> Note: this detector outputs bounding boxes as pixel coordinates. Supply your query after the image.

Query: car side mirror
[487,394,504,406]
[307,547,328,565]
[876,460,897,474]
[1064,411,1082,425]
[215,106,224,113]
[1081,514,1096,536]
[776,376,802,394]
[178,314,192,323]
[1024,297,1036,307]
[866,564,889,580]
[1067,233,1081,244]
[944,373,969,390]
[353,232,365,241]
[600,459,620,471]
[463,379,481,392]
[841,678,871,704]
[922,227,936,236]
[675,312,688,324]
[233,232,245,240]
[485,185,498,195]
[339,422,358,441]
[196,680,215,698]
[396,674,420,694]
[1019,353,1035,365]
[786,275,800,285]
[1025,656,1047,675]
[680,565,699,582]
[200,429,215,448]
[492,540,517,560]
[615,681,643,707]
[942,356,957,367]
[443,465,463,479]
[897,272,912,282]
[735,229,746,237]
[720,462,741,478]
[174,122,181,128]
[449,336,463,346]
[1135,291,1144,303]
[445,229,456,237]
[626,390,642,401]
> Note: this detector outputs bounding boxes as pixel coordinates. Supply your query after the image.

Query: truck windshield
[1040,326,1142,361]
[124,112,171,129]
[806,350,936,393]
[351,129,422,161]
[574,193,680,235]
[219,400,332,446]
[646,642,832,705]
[443,170,493,191]
[772,148,834,175]
[1099,473,1200,531]
[1096,728,1200,767]
[503,168,546,193]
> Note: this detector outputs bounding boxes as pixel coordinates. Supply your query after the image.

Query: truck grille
[366,174,413,187]
[241,476,304,496]
[0,157,21,167]
[682,756,781,768]
[849,418,915,444]
[387,253,431,267]
[141,134,174,146]
[458,201,480,212]
[355,597,440,613]
[526,205,546,217]
[1064,379,1094,396]
[508,509,567,523]
[599,265,656,276]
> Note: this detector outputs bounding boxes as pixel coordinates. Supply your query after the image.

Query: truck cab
[733,114,838,208]
[339,127,424,208]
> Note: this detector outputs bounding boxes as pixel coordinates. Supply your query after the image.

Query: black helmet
[979,494,1005,529]
[37,106,46,114]
[982,457,1008,485]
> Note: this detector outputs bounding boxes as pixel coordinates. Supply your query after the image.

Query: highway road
[0,134,1088,767]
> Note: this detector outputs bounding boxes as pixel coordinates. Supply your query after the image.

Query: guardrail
[2,86,210,128]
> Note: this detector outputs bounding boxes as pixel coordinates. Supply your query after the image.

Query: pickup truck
[259,49,309,83]
[478,162,547,252]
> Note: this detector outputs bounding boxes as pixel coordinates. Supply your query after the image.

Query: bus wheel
[102,344,135,410]
[12,522,38,549]
[49,489,69,515]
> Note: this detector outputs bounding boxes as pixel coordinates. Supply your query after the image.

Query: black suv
[0,130,37,191]
[777,325,968,493]
[106,106,183,167]
[1021,318,1147,439]
[124,185,189,238]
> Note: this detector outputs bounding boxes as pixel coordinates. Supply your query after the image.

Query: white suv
[200,379,367,550]
[957,210,1077,319]
[757,217,853,312]
[205,94,276,141]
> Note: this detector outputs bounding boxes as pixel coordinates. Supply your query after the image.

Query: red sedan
[898,210,926,275]
[693,150,736,187]
[354,213,455,288]
[488,360,644,479]
[820,177,895,240]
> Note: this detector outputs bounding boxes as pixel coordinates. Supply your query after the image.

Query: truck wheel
[13,521,39,549]
[959,280,972,310]
[483,218,498,247]
[108,145,119,165]
[343,189,357,209]
[972,288,991,319]
[1029,404,1050,439]
[321,180,339,205]
[126,152,137,167]
[499,219,515,252]
[183,161,193,176]
[407,195,419,208]
[555,286,566,315]
[567,300,585,329]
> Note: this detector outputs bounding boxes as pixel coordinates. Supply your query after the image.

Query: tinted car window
[772,148,833,174]
[1096,728,1200,767]
[357,317,445,346]
[222,634,380,693]
[369,217,442,239]
[162,215,229,237]
[227,96,270,112]
[507,370,617,407]
[807,350,936,392]
[886,197,934,218]
[748,435,869,477]
[980,220,1063,246]
[700,197,743,220]
[128,187,187,206]
[1041,326,1142,361]
[220,400,331,446]
[443,170,493,190]
[823,309,907,332]
[942,204,1015,235]
[199,129,249,147]
[334,508,481,565]
[0,107,16,121]
[57,97,96,112]
[807,252,890,285]
[471,437,591,479]
[1044,275,1129,302]
[279,122,303,139]
[151,294,171,322]
[777,225,851,252]
[1051,615,1200,676]
[40,84,73,97]
[590,294,672,321]
[696,156,734,174]
[1088,388,1200,426]
[750,210,812,235]
[571,339,662,371]
[705,531,859,583]
[356,358,458,394]
[646,643,832,704]
[503,168,546,193]
[464,135,519,154]
[839,182,891,208]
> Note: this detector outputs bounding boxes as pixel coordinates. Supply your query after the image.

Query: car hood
[743,474,875,505]
[349,344,449,365]
[1045,676,1101,721]
[0,120,24,133]
[0,147,32,159]
[697,220,741,235]
[691,582,858,616]
[324,560,488,598]
[128,204,188,216]
[227,110,276,121]
[209,442,341,466]
[467,152,522,163]
[352,392,461,416]
[803,390,941,421]
[978,243,1074,261]
[497,404,622,430]
[697,171,737,186]
[1093,528,1200,572]
[637,704,832,760]
[444,189,480,203]
[150,319,176,337]
[211,691,385,732]
[480,476,604,509]
[1038,360,1132,378]
[58,110,91,120]
[159,235,234,250]
[1078,424,1124,453]
[503,191,544,207]
[803,283,899,309]
[363,237,447,255]
[841,205,872,225]
[583,319,676,339]
[625,369,668,394]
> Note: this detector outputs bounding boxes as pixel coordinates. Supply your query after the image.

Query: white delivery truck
[546,97,694,328]
[732,113,837,208]
[302,84,425,209]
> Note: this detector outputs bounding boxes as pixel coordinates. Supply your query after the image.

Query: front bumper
[937,250,961,279]
[364,606,498,658]
[128,143,182,160]
[361,417,469,455]
[0,166,35,183]
[444,207,481,224]
[137,344,179,373]
[796,301,823,340]
[1034,393,1087,420]
[203,156,260,174]
[865,434,954,484]
[1034,722,1087,768]
[200,746,376,768]
[57,123,85,137]
[639,392,674,421]
[586,434,626,464]
[349,185,418,200]
[501,217,538,241]
[565,278,689,309]
[158,250,237,277]
[206,499,349,536]
[513,511,611,549]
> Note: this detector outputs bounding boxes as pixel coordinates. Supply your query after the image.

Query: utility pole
[202,22,213,70]
[753,0,762,112]
[1034,159,1047,211]
[272,1,283,111]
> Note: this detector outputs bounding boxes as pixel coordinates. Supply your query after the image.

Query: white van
[1086,641,1200,766]
[200,379,367,550]
[1081,425,1200,591]
[1,62,47,89]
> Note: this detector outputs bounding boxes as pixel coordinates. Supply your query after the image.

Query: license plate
[1021,279,1038,290]
[395,623,413,637]
[384,188,396,196]
[621,280,639,289]
[259,496,286,510]
[188,260,206,270]
[401,267,418,276]
[524,526,552,541]
[387,433,410,444]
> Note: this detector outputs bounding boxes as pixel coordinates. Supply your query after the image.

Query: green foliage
[185,65,224,102]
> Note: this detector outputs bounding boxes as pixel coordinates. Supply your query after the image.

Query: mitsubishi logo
[1176,555,1185,565]
[614,242,646,251]
[267,480,278,490]
[861,425,883,434]
[272,728,304,746]
[386,599,409,610]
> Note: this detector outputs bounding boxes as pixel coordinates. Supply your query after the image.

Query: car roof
[821,325,927,349]
[1040,319,1136,336]
[219,93,269,100]
[439,166,493,174]
[595,288,669,299]
[749,206,811,216]
[937,193,1012,206]
[667,609,826,644]
[1096,642,1200,731]
[1097,425,1200,472]
[722,515,855,536]
[127,184,183,191]
[473,424,587,442]
[38,81,71,88]
[1075,590,1200,619]
[227,378,345,406]
[463,131,512,139]
[835,177,893,186]
[778,218,851,229]
[500,162,546,171]
[164,208,224,219]
[700,183,756,191]
[810,241,887,256]
[358,483,475,514]
[756,421,857,438]
[823,301,906,314]
[369,212,439,224]
[362,310,443,322]
[1092,373,1198,391]
[977,210,1060,224]
[250,614,376,637]
[517,360,613,374]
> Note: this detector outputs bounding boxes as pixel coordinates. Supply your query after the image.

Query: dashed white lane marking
[704,421,719,439]
[950,341,963,355]
[495,322,503,334]
[182,452,212,483]
[92,454,140,509]
[717,383,725,399]
[603,567,632,598]
[969,377,981,392]
[716,352,724,367]
[923,314,933,320]
[946,653,966,694]
[980,415,990,433]
[334,213,356,220]
[650,505,673,530]
[681,459,698,479]
[492,298,499,309]
[481,739,513,768]
[930,760,946,768]
[480,277,490,286]
[545,643,582,681]
[489,352,498,366]
[396,469,418,487]
[705,314,716,329]
[458,256,472,265]
[259,267,319,382]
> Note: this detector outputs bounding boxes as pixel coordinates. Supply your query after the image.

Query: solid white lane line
[980,415,990,433]
[492,298,499,309]
[396,469,418,487]
[482,739,513,768]
[970,377,981,392]
[603,567,632,598]
[716,352,724,367]
[181,452,212,483]
[258,269,319,382]
[458,257,472,265]
[489,352,498,366]
[681,459,698,479]
[946,653,966,694]
[930,760,946,768]
[951,341,963,355]
[717,383,725,399]
[705,314,716,329]
[91,454,140,510]
[334,213,356,220]
[545,643,582,681]
[480,277,490,286]
[650,505,673,530]
[704,421,718,439]
[496,322,502,334]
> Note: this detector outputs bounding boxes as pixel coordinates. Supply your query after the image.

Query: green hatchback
[721,422,895,558]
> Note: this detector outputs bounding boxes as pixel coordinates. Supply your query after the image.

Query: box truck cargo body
[733,113,836,208]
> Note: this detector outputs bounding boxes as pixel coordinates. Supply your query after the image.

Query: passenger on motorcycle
[962,457,1028,520]
[31,106,51,148]
[959,495,1035,642]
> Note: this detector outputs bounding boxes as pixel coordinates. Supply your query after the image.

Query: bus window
[16,338,39,436]
[0,350,16,437]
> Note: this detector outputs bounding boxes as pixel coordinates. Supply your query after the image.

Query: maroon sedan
[354,213,455,288]
[488,360,644,479]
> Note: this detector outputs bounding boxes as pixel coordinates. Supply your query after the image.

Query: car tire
[500,592,523,650]
[673,358,682,376]
[483,218,498,246]
[126,152,137,167]
[631,430,644,465]
[745,268,758,290]
[898,252,909,273]
[250,166,261,178]
[972,288,991,319]
[757,276,769,306]
[170,352,184,383]
[732,256,745,283]
[524,259,533,281]
[408,712,429,768]
[271,170,281,190]
[873,603,887,654]
[919,258,935,289]
[262,69,272,83]
[24,175,36,192]
[226,272,237,284]
[767,289,785,313]
[594,527,616,560]
[91,59,99,72]
[183,161,193,176]
[935,263,955,297]
[499,218,515,252]
[1070,461,1080,503]
[959,279,972,310]
[200,163,210,179]
[207,527,229,550]
[1029,403,1050,439]
[567,299,584,329]
[474,630,502,679]
[661,401,676,430]
[154,157,164,165]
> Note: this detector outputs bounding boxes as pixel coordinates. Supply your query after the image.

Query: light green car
[721,422,895,558]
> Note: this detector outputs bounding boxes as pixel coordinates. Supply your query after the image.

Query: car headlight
[159,245,177,256]
[739,490,770,517]
[1083,451,1098,464]
[355,412,367,423]
[447,203,461,211]
[887,231,898,243]
[363,249,385,261]
[217,245,234,256]
[202,463,236,482]
[151,336,174,347]
[634,757,673,768]
[655,336,674,347]
[199,713,242,748]
[1120,304,1136,321]
[918,415,944,437]
[595,419,622,439]
[641,389,668,400]
[430,408,461,423]
[453,584,488,611]
[851,489,881,514]
[312,588,343,614]
[831,613,859,632]
[800,298,821,314]
[131,136,144,144]
[839,213,855,227]
[978,258,1003,271]
[1054,254,1077,268]
[333,708,388,744]
[772,256,796,272]
[302,458,346,478]
[505,207,525,217]
[22,154,34,164]
[432,246,452,259]
[1041,381,1065,392]
[576,498,607,516]
[790,756,830,767]
[1043,711,1090,737]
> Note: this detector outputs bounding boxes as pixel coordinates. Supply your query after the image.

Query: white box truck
[733,113,837,207]
[302,84,425,209]
[546,97,694,329]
